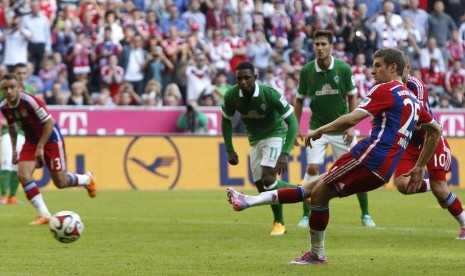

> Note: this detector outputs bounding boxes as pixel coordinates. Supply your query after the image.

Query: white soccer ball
[49,211,84,243]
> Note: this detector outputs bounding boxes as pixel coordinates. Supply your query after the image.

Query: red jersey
[352,80,434,181]
[445,69,465,91]
[224,36,248,73]
[420,69,444,87]
[0,92,63,144]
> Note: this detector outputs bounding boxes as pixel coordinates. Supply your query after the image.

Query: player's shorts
[19,140,68,172]
[394,136,451,181]
[1,133,25,171]
[306,131,357,164]
[249,137,283,182]
[323,153,385,197]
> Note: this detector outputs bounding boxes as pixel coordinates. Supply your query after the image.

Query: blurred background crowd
[0,0,464,110]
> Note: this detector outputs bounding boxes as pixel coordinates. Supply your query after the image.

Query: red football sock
[277,187,304,203]
[309,205,329,231]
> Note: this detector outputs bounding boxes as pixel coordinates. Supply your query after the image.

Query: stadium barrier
[34,135,463,190]
[47,106,465,137]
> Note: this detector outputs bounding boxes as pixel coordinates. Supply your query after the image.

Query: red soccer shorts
[394,136,450,181]
[19,140,67,172]
[323,153,385,197]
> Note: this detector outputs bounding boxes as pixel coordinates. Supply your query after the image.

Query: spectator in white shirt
[420,37,446,72]
[0,15,31,72]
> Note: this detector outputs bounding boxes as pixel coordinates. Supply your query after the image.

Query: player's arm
[7,122,18,164]
[305,110,368,147]
[35,117,55,167]
[221,97,239,165]
[405,120,442,194]
[276,112,298,175]
[294,72,306,145]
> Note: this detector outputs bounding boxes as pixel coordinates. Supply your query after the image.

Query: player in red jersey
[0,74,97,225]
[227,48,442,264]
[394,62,465,240]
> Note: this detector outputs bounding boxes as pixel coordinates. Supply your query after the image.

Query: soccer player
[0,74,97,225]
[294,30,375,228]
[393,62,465,240]
[0,63,33,204]
[227,48,442,264]
[222,61,309,236]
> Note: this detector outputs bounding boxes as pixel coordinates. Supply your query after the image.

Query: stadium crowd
[0,0,464,109]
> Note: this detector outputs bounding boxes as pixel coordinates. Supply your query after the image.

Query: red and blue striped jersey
[406,75,433,148]
[0,91,63,144]
[351,80,434,181]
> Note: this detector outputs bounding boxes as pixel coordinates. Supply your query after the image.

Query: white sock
[456,211,465,228]
[67,173,91,186]
[304,173,315,182]
[310,228,326,259]
[423,179,431,191]
[30,194,51,218]
[244,190,279,206]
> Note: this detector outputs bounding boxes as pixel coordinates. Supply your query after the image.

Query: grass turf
[0,188,463,275]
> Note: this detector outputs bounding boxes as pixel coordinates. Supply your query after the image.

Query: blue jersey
[351,80,434,181]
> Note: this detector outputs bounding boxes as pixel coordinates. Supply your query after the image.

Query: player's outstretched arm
[305,110,368,147]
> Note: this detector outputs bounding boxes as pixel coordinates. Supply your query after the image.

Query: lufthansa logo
[124,136,181,190]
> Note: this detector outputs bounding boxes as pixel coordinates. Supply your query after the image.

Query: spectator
[352,53,367,97]
[127,8,149,40]
[213,71,232,104]
[283,74,297,105]
[0,15,31,72]
[224,23,248,76]
[146,10,162,37]
[163,82,183,106]
[142,79,163,107]
[66,30,92,80]
[67,80,92,105]
[283,39,310,75]
[183,53,215,105]
[98,10,124,43]
[444,60,465,96]
[247,29,273,80]
[161,4,190,37]
[420,57,446,94]
[420,37,446,72]
[22,0,52,75]
[428,0,456,48]
[24,62,44,94]
[44,82,67,105]
[266,0,292,46]
[181,0,206,34]
[114,82,142,106]
[445,29,465,65]
[400,33,422,71]
[397,17,422,49]
[94,87,116,106]
[400,0,428,44]
[119,34,147,95]
[145,45,174,90]
[176,104,208,134]
[347,3,376,65]
[94,27,122,69]
[207,30,233,74]
[101,54,124,99]
[38,57,58,92]
[205,0,228,31]
[438,93,454,109]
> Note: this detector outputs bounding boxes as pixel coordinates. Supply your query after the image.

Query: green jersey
[297,56,357,132]
[222,83,294,148]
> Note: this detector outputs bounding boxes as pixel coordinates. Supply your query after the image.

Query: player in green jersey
[294,30,376,228]
[222,61,309,235]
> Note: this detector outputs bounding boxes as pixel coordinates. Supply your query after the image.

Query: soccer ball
[49,211,84,243]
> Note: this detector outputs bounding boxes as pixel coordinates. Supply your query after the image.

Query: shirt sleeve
[355,84,391,117]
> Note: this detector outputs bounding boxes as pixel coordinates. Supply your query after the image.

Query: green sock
[271,204,284,224]
[276,180,310,217]
[9,171,19,197]
[356,192,370,217]
[0,171,10,197]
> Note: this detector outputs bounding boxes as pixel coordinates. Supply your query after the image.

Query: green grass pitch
[0,188,464,275]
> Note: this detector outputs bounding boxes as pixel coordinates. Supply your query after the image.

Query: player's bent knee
[306,165,319,176]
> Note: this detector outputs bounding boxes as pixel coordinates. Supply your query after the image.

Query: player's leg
[0,133,13,204]
[331,134,376,227]
[17,142,51,224]
[300,133,329,227]
[249,139,286,235]
[8,133,25,204]
[394,147,430,194]
[290,155,386,265]
[427,138,465,239]
[45,140,96,198]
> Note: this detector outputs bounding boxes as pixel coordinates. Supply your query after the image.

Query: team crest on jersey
[260,103,267,111]
[333,75,339,84]
[14,111,20,119]
[20,109,28,118]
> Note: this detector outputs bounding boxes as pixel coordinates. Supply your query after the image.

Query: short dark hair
[314,30,334,44]
[1,73,18,82]
[236,61,255,73]
[13,63,27,71]
[373,48,405,76]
